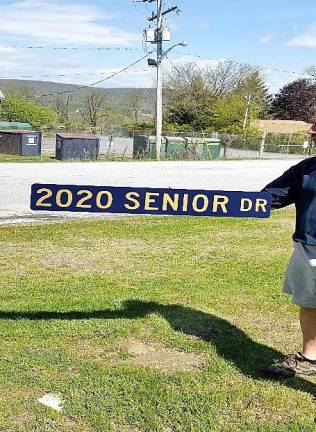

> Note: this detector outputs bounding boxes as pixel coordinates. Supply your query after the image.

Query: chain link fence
[220,131,309,160]
[42,128,311,160]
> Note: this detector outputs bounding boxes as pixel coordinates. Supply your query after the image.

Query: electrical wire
[1,46,311,91]
[186,52,308,77]
[36,52,153,99]
[0,69,152,79]
[0,44,142,51]
[164,55,191,84]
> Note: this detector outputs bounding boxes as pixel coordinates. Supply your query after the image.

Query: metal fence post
[259,131,266,159]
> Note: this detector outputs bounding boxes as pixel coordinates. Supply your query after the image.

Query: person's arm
[261,163,302,209]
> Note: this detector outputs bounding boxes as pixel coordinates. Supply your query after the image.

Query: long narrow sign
[31,184,271,218]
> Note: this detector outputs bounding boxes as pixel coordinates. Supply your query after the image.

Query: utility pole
[156,0,163,161]
[141,0,186,160]
[243,95,252,132]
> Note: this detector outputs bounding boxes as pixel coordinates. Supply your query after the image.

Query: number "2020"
[35,188,113,209]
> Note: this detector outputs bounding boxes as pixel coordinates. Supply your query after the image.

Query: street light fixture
[161,41,188,61]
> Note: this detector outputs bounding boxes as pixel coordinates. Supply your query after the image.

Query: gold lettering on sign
[212,195,229,213]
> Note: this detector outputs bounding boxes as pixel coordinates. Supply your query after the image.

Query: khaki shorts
[283,241,316,307]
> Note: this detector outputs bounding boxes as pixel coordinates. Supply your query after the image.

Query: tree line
[0,60,315,132]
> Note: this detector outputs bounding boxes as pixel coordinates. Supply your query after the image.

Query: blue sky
[0,0,315,92]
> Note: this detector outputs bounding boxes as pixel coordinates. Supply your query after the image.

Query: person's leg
[263,243,316,378]
[300,307,316,360]
[263,307,316,378]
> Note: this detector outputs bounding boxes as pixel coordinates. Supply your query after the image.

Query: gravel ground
[0,159,303,224]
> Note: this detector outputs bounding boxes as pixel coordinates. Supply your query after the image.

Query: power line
[0,69,152,79]
[0,56,309,84]
[164,54,191,84]
[186,52,308,77]
[0,44,142,51]
[37,52,153,99]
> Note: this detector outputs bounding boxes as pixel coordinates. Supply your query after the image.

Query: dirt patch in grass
[121,340,203,372]
[70,337,204,372]
[68,338,204,372]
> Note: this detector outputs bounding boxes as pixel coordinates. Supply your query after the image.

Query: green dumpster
[164,136,187,159]
[134,134,221,160]
[184,137,221,160]
[148,137,186,160]
[202,138,221,160]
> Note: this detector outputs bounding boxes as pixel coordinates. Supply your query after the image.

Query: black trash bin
[0,130,42,156]
[56,133,100,161]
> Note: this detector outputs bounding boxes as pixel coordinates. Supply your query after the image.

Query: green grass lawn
[0,210,315,431]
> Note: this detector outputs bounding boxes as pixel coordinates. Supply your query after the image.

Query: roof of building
[252,119,311,134]
[57,133,99,139]
[0,130,38,134]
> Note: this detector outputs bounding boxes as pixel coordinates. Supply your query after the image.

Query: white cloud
[0,0,139,46]
[0,44,155,87]
[287,24,316,48]
[259,32,275,45]
[0,45,15,54]
[262,67,309,93]
[0,44,83,78]
[0,1,144,86]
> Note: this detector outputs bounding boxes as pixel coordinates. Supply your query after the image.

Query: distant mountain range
[0,79,156,114]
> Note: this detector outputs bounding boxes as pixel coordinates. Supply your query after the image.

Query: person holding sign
[261,156,316,378]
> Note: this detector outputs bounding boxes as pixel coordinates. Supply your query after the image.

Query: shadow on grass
[0,299,315,398]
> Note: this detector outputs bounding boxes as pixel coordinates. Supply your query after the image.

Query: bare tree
[56,93,73,126]
[125,89,145,123]
[165,60,258,98]
[164,62,204,98]
[164,62,212,110]
[4,84,36,100]
[82,91,109,133]
[204,60,254,97]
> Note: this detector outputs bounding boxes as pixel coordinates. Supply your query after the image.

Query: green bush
[0,96,57,129]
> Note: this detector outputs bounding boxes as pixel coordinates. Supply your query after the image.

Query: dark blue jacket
[261,157,316,245]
